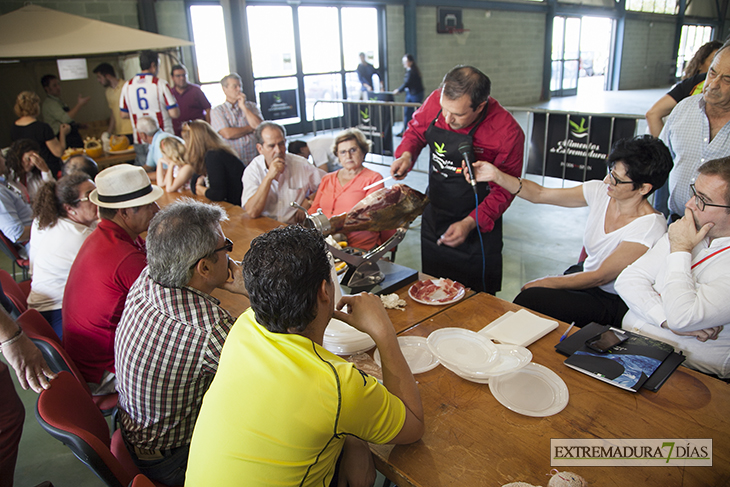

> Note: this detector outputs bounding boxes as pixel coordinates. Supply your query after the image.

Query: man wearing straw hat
[63,164,162,395]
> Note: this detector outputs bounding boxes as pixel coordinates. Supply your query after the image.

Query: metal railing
[310,98,646,184]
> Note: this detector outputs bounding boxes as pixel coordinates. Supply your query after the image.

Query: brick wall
[412,7,545,107]
[618,19,676,89]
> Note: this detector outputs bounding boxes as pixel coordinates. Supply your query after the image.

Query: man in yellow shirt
[187,226,424,486]
[93,63,133,140]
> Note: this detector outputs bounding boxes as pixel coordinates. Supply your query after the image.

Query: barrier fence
[311,98,645,184]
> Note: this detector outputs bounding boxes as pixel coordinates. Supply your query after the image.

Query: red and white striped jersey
[120,73,178,143]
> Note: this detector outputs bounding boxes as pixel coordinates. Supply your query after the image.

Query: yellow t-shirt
[106,81,133,135]
[186,308,406,486]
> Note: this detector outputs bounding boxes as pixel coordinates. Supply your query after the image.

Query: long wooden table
[371,293,730,487]
[157,190,730,486]
[156,190,473,325]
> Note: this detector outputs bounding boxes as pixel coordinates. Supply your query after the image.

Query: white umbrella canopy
[0,5,193,59]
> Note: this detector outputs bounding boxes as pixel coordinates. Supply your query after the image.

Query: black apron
[421,109,503,294]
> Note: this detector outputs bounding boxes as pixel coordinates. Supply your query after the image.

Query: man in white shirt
[120,51,180,144]
[615,157,730,378]
[242,122,324,224]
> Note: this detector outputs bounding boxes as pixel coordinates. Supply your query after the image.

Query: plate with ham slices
[408,278,466,306]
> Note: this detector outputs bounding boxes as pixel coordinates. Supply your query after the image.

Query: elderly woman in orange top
[309,128,389,250]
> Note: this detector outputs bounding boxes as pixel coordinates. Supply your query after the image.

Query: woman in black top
[393,54,424,137]
[11,91,68,178]
[182,120,244,205]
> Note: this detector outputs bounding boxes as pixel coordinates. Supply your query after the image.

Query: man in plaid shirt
[114,199,247,485]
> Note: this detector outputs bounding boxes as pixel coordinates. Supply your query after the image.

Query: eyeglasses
[608,170,633,186]
[190,238,233,269]
[690,183,730,211]
[338,147,360,158]
[72,195,92,205]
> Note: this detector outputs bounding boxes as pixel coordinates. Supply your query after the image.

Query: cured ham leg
[327,184,429,233]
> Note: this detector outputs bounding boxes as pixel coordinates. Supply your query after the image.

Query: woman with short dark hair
[467,135,674,328]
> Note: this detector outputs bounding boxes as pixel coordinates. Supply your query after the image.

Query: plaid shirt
[210,100,261,164]
[115,267,234,450]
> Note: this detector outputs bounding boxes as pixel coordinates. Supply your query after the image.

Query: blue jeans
[403,91,424,131]
[125,440,189,485]
[40,309,63,340]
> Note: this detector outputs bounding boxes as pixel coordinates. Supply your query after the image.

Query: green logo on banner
[360,108,370,122]
[274,94,282,103]
[434,142,447,154]
[569,118,589,138]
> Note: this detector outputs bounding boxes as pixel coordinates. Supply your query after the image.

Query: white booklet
[478,309,558,347]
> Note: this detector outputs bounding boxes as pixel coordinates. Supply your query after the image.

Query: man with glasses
[242,122,324,224]
[616,157,730,379]
[115,199,247,485]
[658,41,730,220]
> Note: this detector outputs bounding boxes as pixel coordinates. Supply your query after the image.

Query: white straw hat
[89,165,163,209]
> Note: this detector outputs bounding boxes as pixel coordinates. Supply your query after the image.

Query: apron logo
[569,118,589,139]
[434,142,447,154]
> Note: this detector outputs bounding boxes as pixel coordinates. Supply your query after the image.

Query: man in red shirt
[62,164,162,394]
[390,65,524,293]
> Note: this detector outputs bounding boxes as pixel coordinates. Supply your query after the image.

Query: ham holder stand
[295,205,419,295]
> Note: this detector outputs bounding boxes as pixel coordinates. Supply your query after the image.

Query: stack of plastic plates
[373,336,440,374]
[426,328,532,384]
[322,318,376,355]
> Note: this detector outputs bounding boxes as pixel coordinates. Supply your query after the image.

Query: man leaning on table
[242,122,324,224]
[615,156,730,379]
[115,199,247,485]
[186,225,424,487]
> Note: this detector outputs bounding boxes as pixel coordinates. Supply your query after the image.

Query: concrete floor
[3,83,668,486]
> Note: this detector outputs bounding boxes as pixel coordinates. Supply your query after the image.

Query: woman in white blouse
[28,173,98,338]
[466,135,673,328]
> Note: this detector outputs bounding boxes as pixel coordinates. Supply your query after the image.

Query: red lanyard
[691,245,730,269]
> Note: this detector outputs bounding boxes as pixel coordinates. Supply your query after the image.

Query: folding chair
[17,308,61,345]
[0,268,29,314]
[0,231,30,281]
[27,332,117,417]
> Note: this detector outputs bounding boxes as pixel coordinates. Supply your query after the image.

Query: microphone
[458,141,478,194]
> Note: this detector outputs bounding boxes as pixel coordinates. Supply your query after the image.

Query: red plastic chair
[0,268,29,314]
[0,231,30,280]
[26,331,118,417]
[35,371,133,487]
[17,308,61,345]
[130,474,157,487]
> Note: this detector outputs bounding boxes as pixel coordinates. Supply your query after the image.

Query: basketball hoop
[448,28,470,45]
